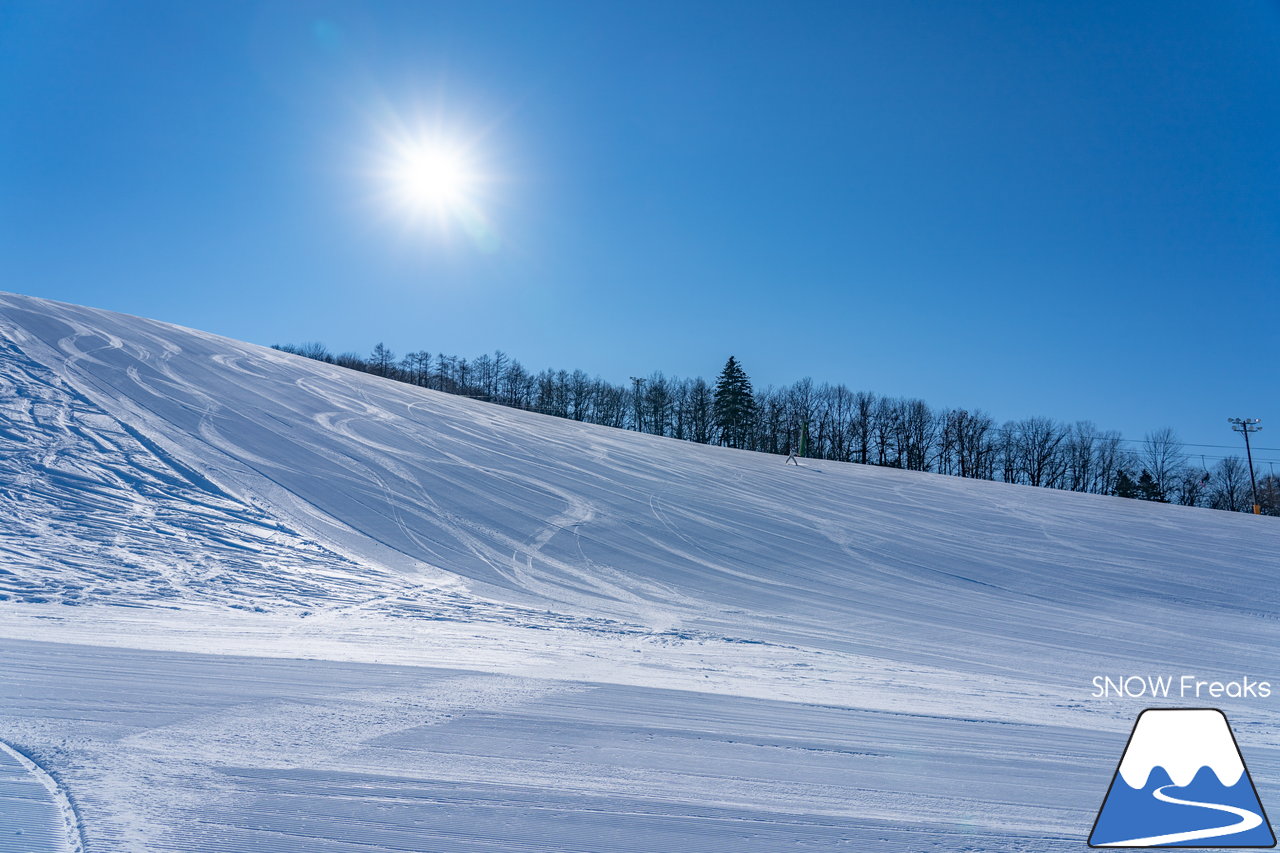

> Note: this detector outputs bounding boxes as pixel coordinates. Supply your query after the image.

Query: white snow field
[1,290,1278,851]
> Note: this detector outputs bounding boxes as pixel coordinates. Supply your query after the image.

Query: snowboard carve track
[0,738,86,853]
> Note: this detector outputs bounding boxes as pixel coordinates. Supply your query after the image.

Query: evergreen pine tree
[1137,469,1167,502]
[1113,469,1139,499]
[713,356,756,449]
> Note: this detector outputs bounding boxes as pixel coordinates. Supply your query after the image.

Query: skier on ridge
[785,423,808,466]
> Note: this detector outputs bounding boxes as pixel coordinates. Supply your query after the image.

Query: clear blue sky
[2,1,1277,464]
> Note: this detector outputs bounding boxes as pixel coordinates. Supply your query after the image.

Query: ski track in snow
[0,639,1092,852]
[0,737,84,853]
[2,291,1280,851]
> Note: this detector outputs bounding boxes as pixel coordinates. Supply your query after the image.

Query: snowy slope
[2,291,1279,852]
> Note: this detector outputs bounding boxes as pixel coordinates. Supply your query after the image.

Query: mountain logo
[1089,708,1275,847]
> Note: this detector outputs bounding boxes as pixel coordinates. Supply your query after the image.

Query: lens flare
[366,106,502,252]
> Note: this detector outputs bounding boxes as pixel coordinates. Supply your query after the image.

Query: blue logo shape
[1090,708,1275,847]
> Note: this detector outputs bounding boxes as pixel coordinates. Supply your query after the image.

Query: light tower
[1228,418,1263,514]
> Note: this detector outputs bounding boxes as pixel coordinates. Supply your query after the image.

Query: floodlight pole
[1229,418,1263,514]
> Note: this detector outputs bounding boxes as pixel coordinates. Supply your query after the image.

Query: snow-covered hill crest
[0,289,1278,682]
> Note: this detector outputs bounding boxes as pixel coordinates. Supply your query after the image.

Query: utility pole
[1228,418,1263,514]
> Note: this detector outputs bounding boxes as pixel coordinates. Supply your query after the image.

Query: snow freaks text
[1092,676,1272,700]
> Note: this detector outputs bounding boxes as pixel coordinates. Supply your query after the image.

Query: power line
[1137,440,1280,452]
[974,423,1278,461]
[985,426,1279,452]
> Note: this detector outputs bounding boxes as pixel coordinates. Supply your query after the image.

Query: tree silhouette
[713,356,755,449]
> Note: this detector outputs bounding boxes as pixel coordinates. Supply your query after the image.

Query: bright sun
[392,142,476,213]
[371,122,498,249]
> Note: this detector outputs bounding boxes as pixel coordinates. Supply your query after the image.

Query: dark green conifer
[713,356,756,449]
[1113,469,1138,499]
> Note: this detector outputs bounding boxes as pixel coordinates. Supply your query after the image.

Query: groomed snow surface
[1,291,1278,851]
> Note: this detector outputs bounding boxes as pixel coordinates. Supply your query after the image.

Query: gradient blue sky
[2,1,1277,464]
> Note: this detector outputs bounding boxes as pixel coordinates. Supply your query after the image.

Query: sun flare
[370,118,499,250]
[386,140,477,215]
